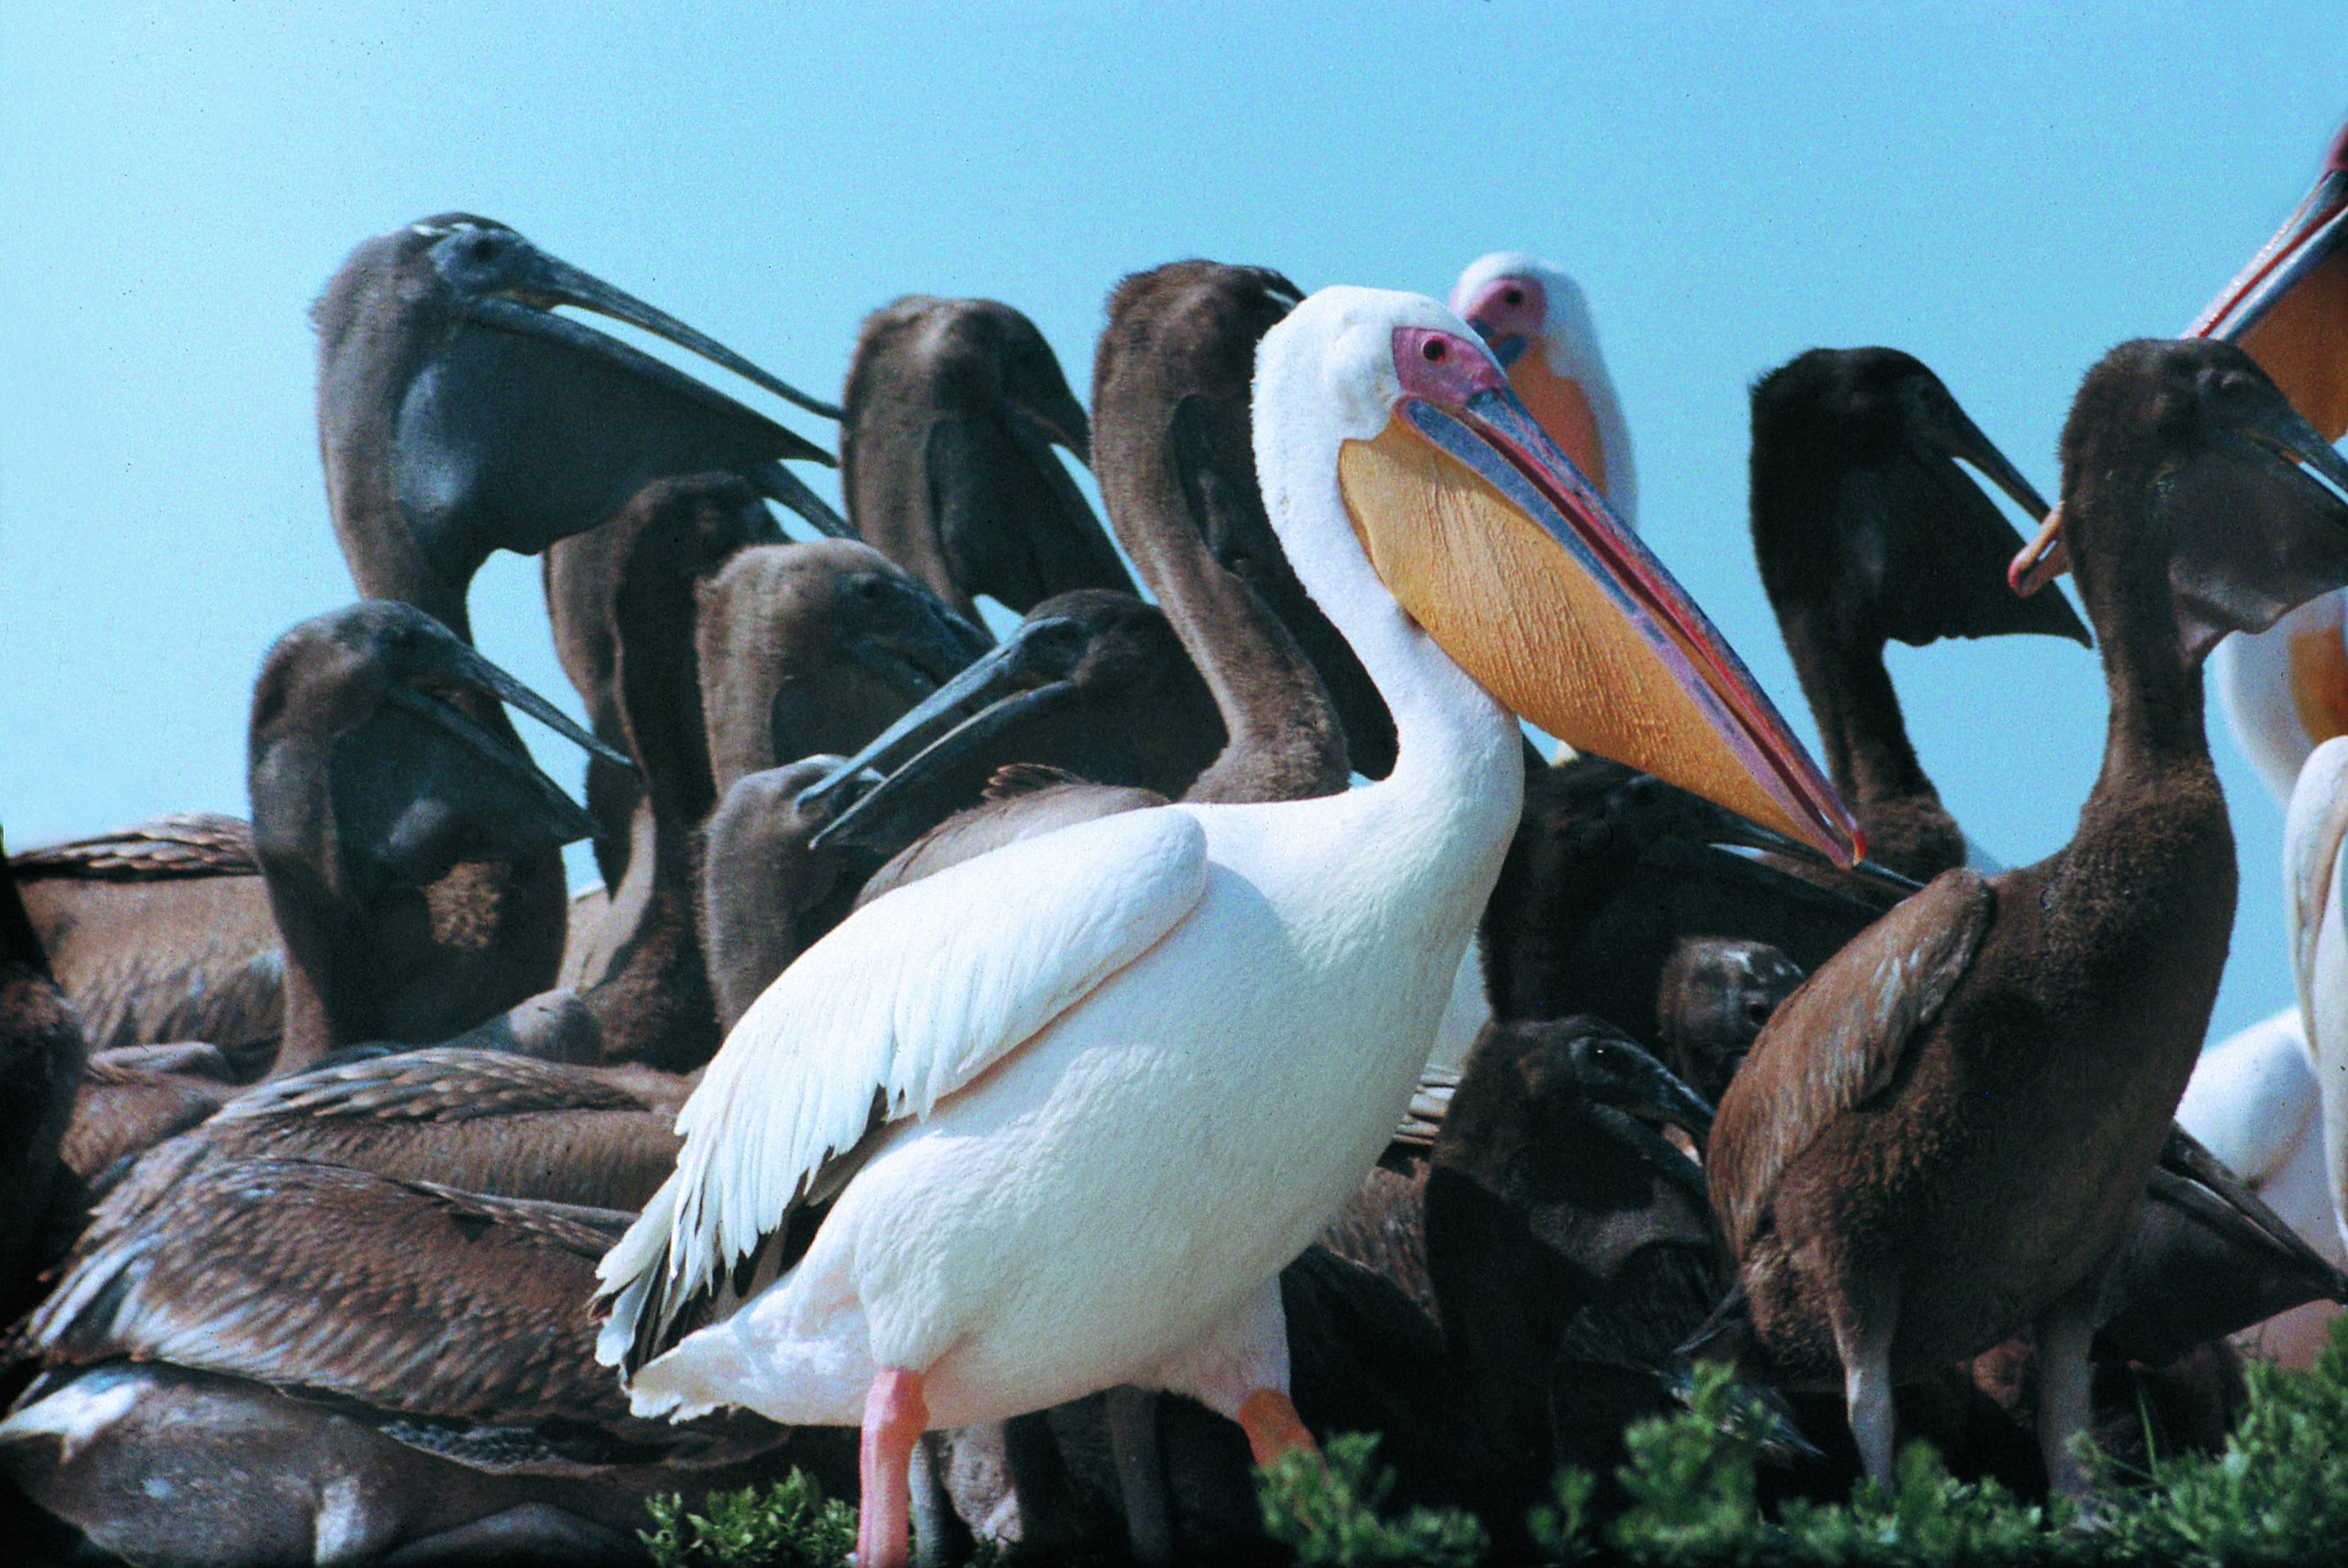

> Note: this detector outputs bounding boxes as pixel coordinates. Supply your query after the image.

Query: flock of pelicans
[12,124,2348,1568]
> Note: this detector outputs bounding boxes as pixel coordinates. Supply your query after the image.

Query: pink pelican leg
[858,1367,928,1568]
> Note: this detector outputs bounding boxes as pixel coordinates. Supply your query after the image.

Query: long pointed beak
[1016,394,1092,467]
[1476,329,1531,369]
[440,640,636,772]
[809,681,1080,850]
[795,615,1085,826]
[1347,365,1858,866]
[513,246,845,423]
[381,685,601,842]
[1918,400,2053,525]
[1709,816,1924,900]
[2017,391,2348,598]
[2009,506,2069,595]
[2158,1124,2348,1287]
[1008,407,1105,516]
[2230,391,2348,499]
[1912,400,2090,642]
[1622,1058,1717,1147]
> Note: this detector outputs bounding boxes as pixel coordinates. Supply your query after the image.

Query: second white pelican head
[1448,252,1637,526]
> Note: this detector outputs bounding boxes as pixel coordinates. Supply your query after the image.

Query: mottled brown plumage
[62,1054,231,1190]
[178,1047,688,1210]
[14,817,282,1071]
[10,815,258,879]
[1,1138,849,1564]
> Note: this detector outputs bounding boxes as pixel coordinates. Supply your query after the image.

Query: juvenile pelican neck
[2073,482,2216,777]
[317,281,482,643]
[2043,477,2234,1013]
[1778,613,1933,809]
[1098,398,1348,803]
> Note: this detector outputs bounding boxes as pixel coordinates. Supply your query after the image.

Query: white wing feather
[596,808,1208,1363]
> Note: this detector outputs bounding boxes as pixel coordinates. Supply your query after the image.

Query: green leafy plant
[641,1468,858,1568]
[1774,1442,2079,1567]
[1258,1431,1489,1568]
[1605,1362,1771,1566]
[2094,1317,2348,1566]
[1528,1467,1598,1564]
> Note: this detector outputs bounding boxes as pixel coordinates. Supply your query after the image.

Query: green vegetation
[641,1469,857,1568]
[641,1321,2348,1566]
[1259,1432,1490,1567]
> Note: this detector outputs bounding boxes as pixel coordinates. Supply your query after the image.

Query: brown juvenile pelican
[249,602,624,1074]
[533,474,774,1064]
[548,470,982,887]
[0,1138,848,1565]
[842,295,1130,622]
[315,213,844,641]
[694,540,992,800]
[311,213,847,1035]
[1711,339,2348,1494]
[1424,1018,1722,1533]
[543,473,782,887]
[1660,937,2348,1373]
[1748,347,2088,881]
[698,758,875,1036]
[1092,261,1393,785]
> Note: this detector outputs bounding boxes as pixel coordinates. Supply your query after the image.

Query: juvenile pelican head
[1449,252,1637,525]
[1256,288,1855,865]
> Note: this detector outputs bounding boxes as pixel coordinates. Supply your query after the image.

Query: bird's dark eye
[1504,287,1526,307]
[855,578,887,603]
[1422,339,1447,363]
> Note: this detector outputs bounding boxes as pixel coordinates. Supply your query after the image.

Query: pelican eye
[1422,339,1448,363]
[1504,287,1526,307]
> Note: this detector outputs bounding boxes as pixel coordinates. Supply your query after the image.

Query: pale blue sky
[2,4,2340,1038]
